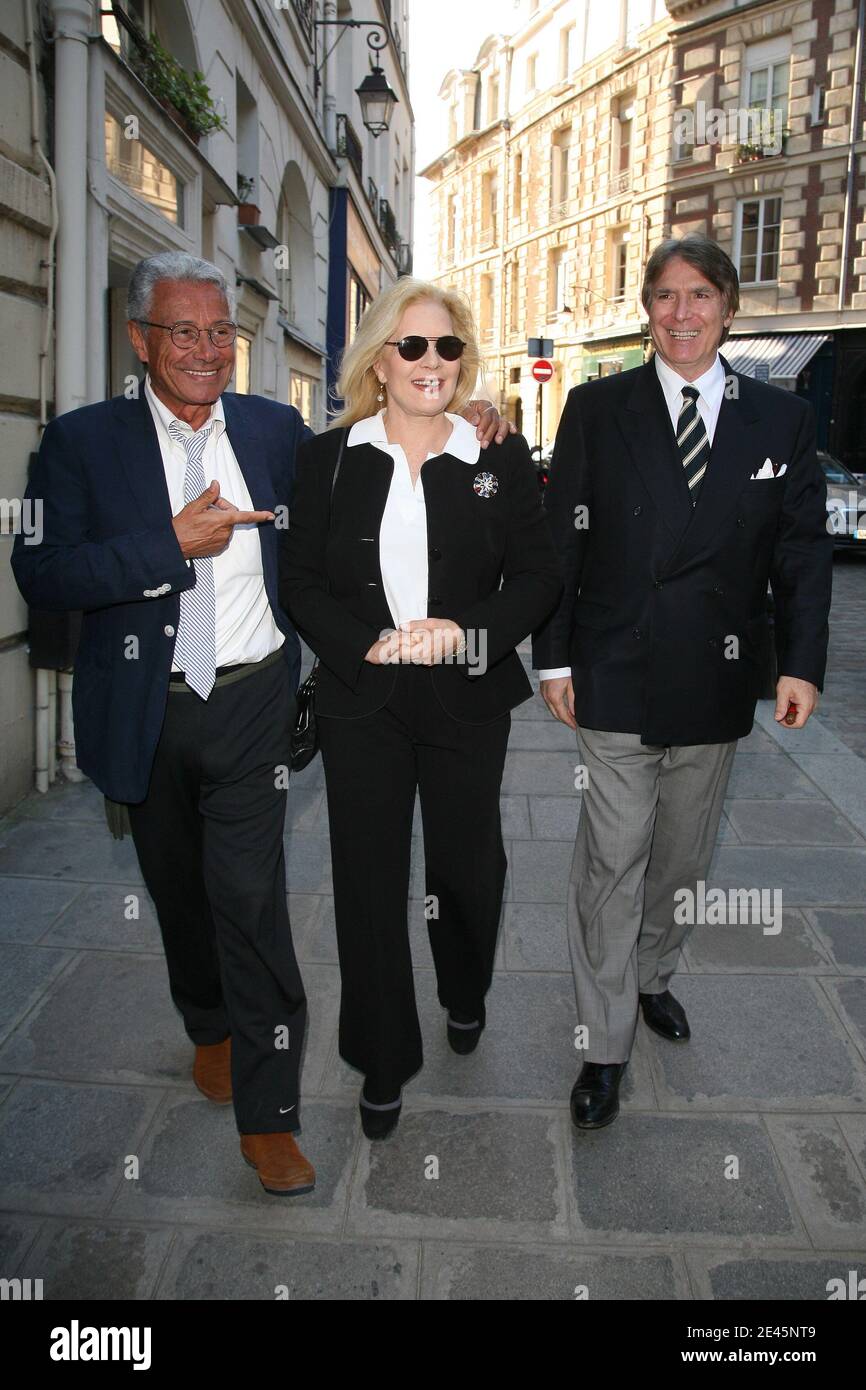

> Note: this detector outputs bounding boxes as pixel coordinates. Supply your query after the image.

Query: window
[101,0,149,60]
[736,197,782,284]
[234,334,251,394]
[348,272,371,344]
[290,372,320,428]
[481,171,498,248]
[487,76,500,124]
[609,229,630,301]
[551,125,572,217]
[560,25,576,80]
[508,260,521,335]
[104,111,183,225]
[612,93,634,194]
[744,37,790,148]
[448,101,458,147]
[549,248,570,316]
[512,150,525,222]
[526,53,537,94]
[480,273,495,344]
[445,193,458,264]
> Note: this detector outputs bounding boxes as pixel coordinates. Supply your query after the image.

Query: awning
[725,333,829,379]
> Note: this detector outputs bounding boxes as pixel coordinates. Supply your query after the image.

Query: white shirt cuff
[538,667,572,681]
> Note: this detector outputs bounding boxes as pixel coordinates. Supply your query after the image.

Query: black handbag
[290,429,348,772]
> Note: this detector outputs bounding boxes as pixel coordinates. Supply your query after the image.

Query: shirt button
[633,505,642,516]
[429,547,442,561]
[164,625,175,637]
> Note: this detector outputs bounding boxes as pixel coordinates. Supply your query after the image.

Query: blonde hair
[332,278,483,428]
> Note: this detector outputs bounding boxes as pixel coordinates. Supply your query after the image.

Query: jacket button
[737,516,745,527]
[654,581,663,591]
[164,625,175,637]
[632,627,642,639]
[714,585,724,594]
[366,581,378,588]
[429,547,442,561]
[633,505,642,516]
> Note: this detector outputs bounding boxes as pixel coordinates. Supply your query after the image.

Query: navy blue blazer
[12,386,311,802]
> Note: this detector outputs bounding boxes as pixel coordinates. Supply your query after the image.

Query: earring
[377,382,385,403]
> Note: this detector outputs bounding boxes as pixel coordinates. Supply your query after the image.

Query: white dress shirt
[539,352,727,682]
[346,409,480,629]
[145,377,283,671]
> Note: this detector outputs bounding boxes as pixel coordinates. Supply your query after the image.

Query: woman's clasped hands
[365,618,466,666]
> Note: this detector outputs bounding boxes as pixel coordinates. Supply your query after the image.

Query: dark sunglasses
[383,335,466,362]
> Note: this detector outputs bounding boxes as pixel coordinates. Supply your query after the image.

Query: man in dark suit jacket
[533,234,832,1129]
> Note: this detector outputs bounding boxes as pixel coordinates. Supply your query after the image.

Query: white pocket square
[751,458,787,480]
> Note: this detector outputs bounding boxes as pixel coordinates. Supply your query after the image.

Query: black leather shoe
[447,1004,486,1055]
[359,1082,402,1140]
[570,1062,627,1130]
[639,990,690,1042]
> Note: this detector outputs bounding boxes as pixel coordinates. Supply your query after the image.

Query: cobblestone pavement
[1,564,865,1300]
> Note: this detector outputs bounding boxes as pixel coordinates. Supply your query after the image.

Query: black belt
[168,649,283,690]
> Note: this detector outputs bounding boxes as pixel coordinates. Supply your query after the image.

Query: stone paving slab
[40,884,163,953]
[17,1220,175,1300]
[0,1213,43,1275]
[156,1230,419,1300]
[419,1241,691,1300]
[344,1107,569,1244]
[805,910,866,971]
[682,910,832,974]
[724,800,863,846]
[684,1249,866,1301]
[566,1114,805,1246]
[0,944,74,1048]
[706,847,866,906]
[0,1079,163,1218]
[784,756,866,840]
[0,879,83,944]
[818,977,866,1065]
[0,819,143,884]
[109,1095,358,1236]
[645,976,866,1110]
[763,1114,866,1250]
[723,755,826,801]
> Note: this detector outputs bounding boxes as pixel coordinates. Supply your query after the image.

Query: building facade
[0,0,413,811]
[422,0,865,467]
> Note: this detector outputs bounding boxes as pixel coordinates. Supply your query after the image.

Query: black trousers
[318,664,510,1096]
[127,656,306,1135]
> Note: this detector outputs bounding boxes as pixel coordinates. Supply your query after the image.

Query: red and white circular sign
[532,359,554,383]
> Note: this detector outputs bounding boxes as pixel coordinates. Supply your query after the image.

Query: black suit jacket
[279,428,562,722]
[11,387,311,802]
[532,356,833,745]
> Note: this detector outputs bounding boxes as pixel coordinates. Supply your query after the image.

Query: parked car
[820,451,866,551]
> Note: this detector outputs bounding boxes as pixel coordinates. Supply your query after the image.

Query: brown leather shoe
[192,1038,232,1104]
[240,1132,316,1196]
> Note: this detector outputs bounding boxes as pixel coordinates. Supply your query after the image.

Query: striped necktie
[167,418,217,699]
[677,385,710,506]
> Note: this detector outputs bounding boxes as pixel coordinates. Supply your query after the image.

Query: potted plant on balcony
[130,35,227,143]
[237,174,260,226]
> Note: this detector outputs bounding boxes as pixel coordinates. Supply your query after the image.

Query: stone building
[0,0,413,811]
[422,0,865,468]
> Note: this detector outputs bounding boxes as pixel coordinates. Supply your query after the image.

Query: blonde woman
[279,279,562,1138]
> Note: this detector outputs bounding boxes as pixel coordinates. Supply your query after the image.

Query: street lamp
[314,21,399,138]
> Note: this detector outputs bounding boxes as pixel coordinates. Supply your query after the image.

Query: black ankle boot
[359,1081,402,1140]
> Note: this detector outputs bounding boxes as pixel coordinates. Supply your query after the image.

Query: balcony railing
[291,0,314,45]
[367,177,379,213]
[378,197,399,256]
[441,245,456,268]
[336,113,363,185]
[608,169,631,197]
[550,198,570,222]
[478,224,497,251]
[397,242,413,277]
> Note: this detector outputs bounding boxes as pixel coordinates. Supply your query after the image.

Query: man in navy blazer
[12,252,319,1196]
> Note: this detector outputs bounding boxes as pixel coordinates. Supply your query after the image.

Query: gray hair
[126,251,236,322]
[641,234,739,345]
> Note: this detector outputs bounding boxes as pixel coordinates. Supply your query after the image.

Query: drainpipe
[24,0,61,793]
[838,0,864,311]
[52,0,91,416]
[322,0,337,153]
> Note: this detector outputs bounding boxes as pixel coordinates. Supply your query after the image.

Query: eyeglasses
[383,335,466,362]
[137,320,238,349]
